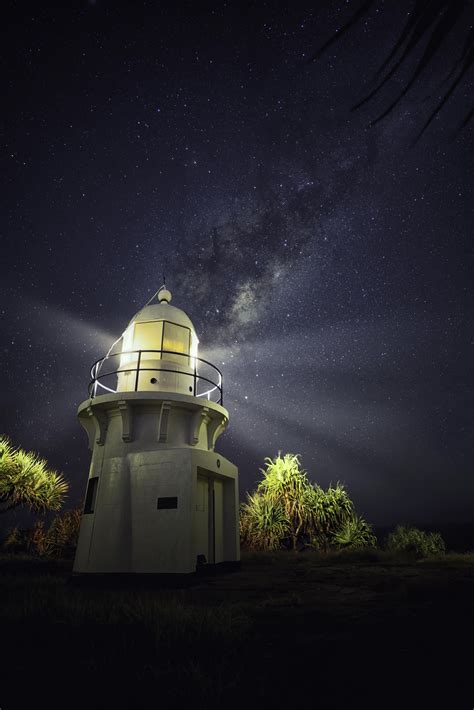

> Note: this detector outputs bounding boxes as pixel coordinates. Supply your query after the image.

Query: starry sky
[2,1,473,527]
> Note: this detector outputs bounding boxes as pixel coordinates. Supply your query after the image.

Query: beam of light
[17,298,120,356]
[228,387,408,455]
[4,299,123,442]
[208,316,434,489]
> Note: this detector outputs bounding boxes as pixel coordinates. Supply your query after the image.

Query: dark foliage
[311,0,473,137]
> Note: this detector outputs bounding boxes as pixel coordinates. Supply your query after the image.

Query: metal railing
[88,349,223,405]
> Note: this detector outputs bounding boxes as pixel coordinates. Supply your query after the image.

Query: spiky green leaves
[240,493,289,551]
[240,453,375,552]
[257,454,309,549]
[305,483,356,551]
[332,514,377,550]
[0,436,69,514]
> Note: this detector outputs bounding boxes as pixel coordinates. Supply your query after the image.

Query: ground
[1,550,473,709]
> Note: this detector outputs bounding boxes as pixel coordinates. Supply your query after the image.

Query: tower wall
[73,392,239,574]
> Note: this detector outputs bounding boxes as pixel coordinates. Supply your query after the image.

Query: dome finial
[158,281,172,304]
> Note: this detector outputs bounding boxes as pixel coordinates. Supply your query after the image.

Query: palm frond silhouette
[311,0,473,139]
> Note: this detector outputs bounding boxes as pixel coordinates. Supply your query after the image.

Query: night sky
[2,1,472,527]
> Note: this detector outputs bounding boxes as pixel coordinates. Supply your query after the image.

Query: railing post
[135,350,142,392]
[193,358,197,397]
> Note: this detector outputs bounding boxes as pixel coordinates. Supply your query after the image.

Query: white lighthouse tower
[73,286,240,575]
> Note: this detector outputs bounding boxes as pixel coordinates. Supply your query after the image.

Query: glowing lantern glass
[116,304,199,394]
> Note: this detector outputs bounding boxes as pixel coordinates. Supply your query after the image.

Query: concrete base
[74,445,239,574]
[69,561,242,588]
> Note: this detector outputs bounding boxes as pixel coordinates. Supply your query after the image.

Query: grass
[1,550,473,708]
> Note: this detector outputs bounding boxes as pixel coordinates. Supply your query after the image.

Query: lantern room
[117,288,199,394]
[90,286,223,403]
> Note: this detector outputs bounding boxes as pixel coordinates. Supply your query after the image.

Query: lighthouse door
[195,474,225,566]
[213,480,224,564]
[195,475,209,564]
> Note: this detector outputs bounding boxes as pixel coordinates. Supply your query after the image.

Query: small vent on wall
[157,496,178,509]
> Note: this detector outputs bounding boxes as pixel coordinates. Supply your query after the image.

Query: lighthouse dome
[128,302,196,334]
[116,287,200,396]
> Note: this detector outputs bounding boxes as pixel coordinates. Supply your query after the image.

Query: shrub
[240,453,375,553]
[306,482,355,551]
[257,453,309,550]
[46,508,82,558]
[332,514,377,550]
[3,508,82,558]
[4,521,52,556]
[386,526,446,558]
[240,493,289,551]
[3,526,26,553]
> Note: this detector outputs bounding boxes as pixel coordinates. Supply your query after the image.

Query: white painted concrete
[73,295,239,575]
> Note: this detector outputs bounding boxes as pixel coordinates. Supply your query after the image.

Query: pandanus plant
[0,437,68,515]
[332,514,377,550]
[305,482,355,552]
[240,453,375,552]
[240,492,289,551]
[257,453,309,550]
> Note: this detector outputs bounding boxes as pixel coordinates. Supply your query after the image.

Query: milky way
[2,1,472,527]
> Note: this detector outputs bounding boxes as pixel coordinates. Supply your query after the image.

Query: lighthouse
[73,286,240,574]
